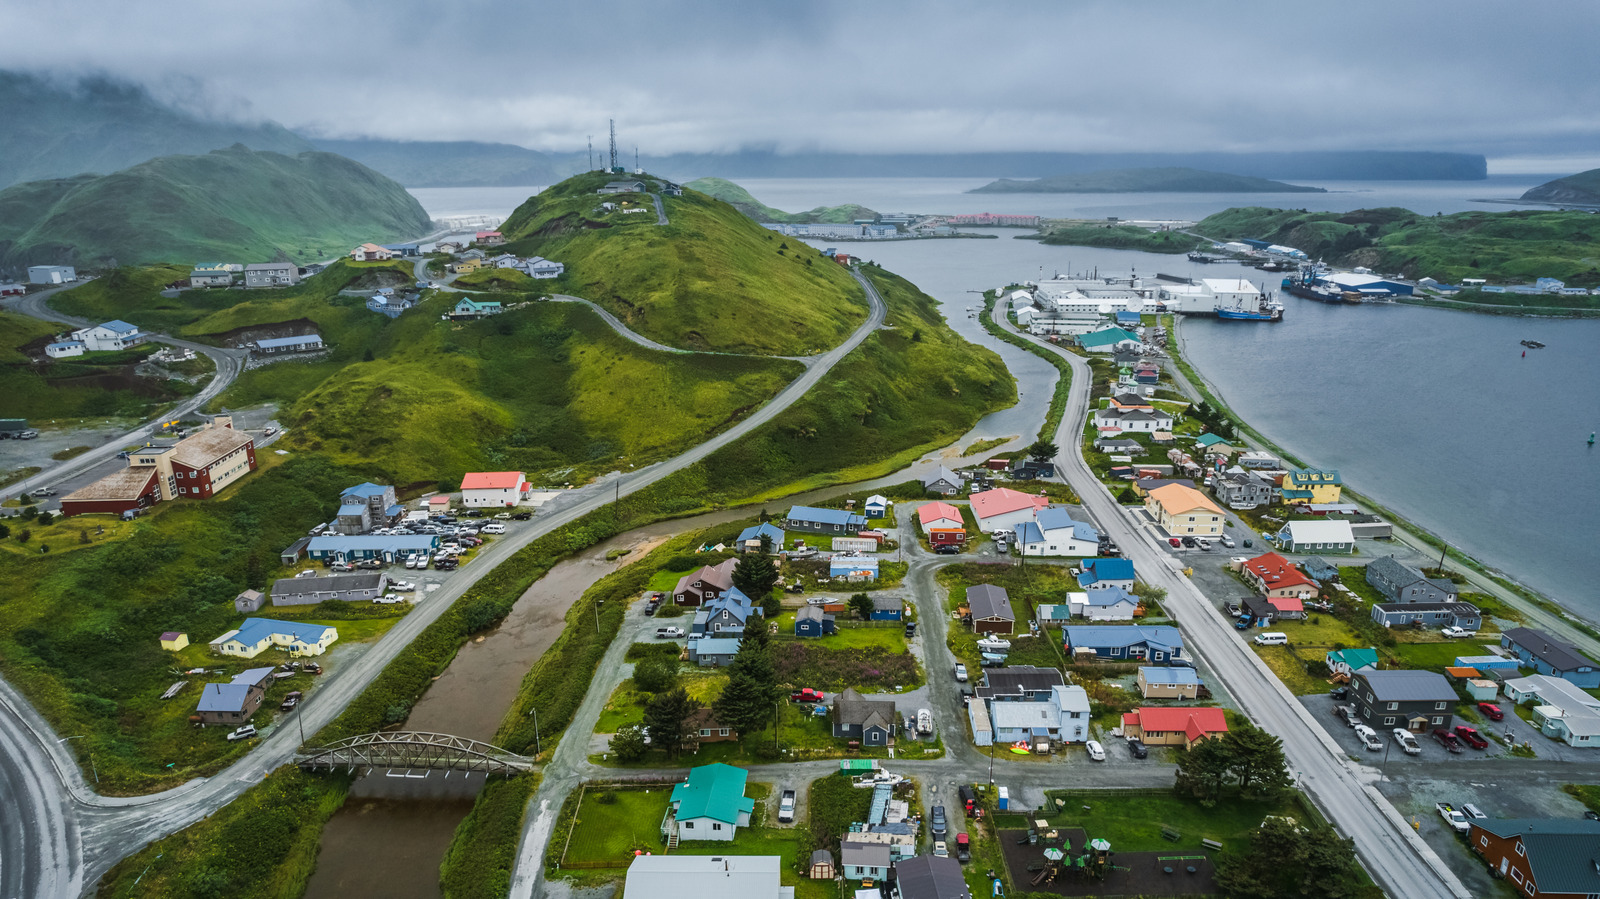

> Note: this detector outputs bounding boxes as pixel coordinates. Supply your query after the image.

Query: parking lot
[1295,692,1589,766]
[297,506,536,603]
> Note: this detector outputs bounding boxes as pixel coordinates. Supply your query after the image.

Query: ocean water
[409,176,1600,618]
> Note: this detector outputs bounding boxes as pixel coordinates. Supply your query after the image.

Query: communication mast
[608,119,618,173]
[634,146,640,174]
[587,136,593,171]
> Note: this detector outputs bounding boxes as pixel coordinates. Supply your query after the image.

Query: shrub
[633,656,679,693]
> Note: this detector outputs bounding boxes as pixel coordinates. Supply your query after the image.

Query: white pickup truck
[1436,802,1470,834]
[778,789,796,823]
[1441,626,1479,638]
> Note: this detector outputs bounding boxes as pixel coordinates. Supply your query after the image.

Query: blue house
[687,636,741,667]
[735,522,785,553]
[794,605,836,637]
[1501,628,1600,688]
[869,595,903,621]
[1064,625,1184,662]
[784,505,865,535]
[864,495,890,518]
[691,587,758,637]
[1076,557,1135,592]
[1115,310,1142,326]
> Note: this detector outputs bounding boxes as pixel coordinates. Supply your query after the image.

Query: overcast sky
[4,0,1597,169]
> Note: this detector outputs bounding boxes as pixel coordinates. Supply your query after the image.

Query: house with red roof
[460,471,527,508]
[349,242,392,261]
[1241,552,1318,599]
[916,501,964,534]
[969,487,1049,532]
[1121,707,1228,749]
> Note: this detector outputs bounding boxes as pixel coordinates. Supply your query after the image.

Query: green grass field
[1036,224,1197,254]
[0,308,200,420]
[1033,789,1304,855]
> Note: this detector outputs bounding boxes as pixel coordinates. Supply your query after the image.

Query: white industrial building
[29,265,76,284]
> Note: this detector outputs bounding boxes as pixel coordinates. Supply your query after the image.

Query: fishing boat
[1187,251,1216,263]
[1521,339,1546,348]
[1215,300,1284,321]
[1281,272,1348,304]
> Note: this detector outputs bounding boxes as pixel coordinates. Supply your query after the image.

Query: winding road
[0,268,886,899]
[0,283,250,504]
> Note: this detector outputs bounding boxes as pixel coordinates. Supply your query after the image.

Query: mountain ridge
[1521,169,1600,206]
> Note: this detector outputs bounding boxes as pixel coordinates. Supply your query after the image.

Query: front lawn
[594,670,728,734]
[770,616,909,652]
[1390,640,1482,672]
[1036,789,1307,855]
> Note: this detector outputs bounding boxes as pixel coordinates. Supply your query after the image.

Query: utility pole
[528,705,541,755]
[609,119,618,173]
[587,136,593,171]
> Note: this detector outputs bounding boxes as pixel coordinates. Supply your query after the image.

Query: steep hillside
[1522,169,1600,206]
[311,138,565,188]
[1196,206,1600,288]
[684,177,877,223]
[500,172,869,355]
[972,167,1324,194]
[0,145,432,269]
[0,70,310,188]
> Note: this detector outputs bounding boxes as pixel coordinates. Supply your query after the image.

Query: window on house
[713,823,723,831]
[1511,868,1522,883]
[718,728,729,736]
[700,729,711,737]
[1383,717,1395,726]
[1435,702,1447,710]
[1433,717,1444,725]
[683,822,693,829]
[1386,702,1397,710]
[1515,843,1525,857]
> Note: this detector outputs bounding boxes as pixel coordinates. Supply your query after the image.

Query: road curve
[0,284,250,504]
[0,268,886,898]
[993,298,1470,899]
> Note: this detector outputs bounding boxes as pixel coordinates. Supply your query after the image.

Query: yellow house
[1281,468,1343,505]
[1145,483,1225,536]
[159,631,190,651]
[453,258,482,274]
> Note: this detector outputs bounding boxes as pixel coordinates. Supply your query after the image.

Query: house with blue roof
[691,586,759,637]
[1115,310,1142,326]
[45,339,85,358]
[735,522,785,553]
[194,681,264,726]
[829,555,879,581]
[686,636,741,667]
[1064,625,1183,662]
[1066,587,1139,620]
[306,534,439,563]
[209,618,338,658]
[784,505,865,535]
[1012,507,1100,557]
[336,482,398,534]
[1076,557,1135,592]
[1194,433,1236,456]
[1138,666,1202,700]
[72,320,146,352]
[666,764,754,842]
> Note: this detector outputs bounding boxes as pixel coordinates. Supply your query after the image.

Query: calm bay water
[410,176,1600,618]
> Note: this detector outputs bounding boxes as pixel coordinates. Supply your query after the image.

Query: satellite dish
[1097,303,1112,315]
[1127,295,1145,312]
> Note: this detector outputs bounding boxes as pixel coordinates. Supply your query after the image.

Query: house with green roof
[1325,647,1379,679]
[663,763,754,843]
[1194,433,1237,456]
[449,298,502,320]
[1075,327,1141,353]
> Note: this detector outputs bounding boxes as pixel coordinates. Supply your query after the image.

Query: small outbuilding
[808,849,836,880]
[159,632,190,652]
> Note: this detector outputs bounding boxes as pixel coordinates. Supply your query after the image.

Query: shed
[159,632,190,651]
[795,605,837,637]
[234,589,265,613]
[808,849,836,880]
[965,585,1015,635]
[1465,679,1499,701]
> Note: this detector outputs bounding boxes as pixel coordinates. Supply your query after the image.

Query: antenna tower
[608,119,618,172]
[587,136,593,171]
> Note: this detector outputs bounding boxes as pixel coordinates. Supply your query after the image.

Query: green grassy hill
[972,167,1325,194]
[499,172,869,355]
[1035,224,1198,253]
[1522,168,1600,206]
[683,177,877,224]
[1196,206,1600,288]
[0,308,199,420]
[0,145,432,269]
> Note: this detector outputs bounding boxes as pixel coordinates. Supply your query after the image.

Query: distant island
[969,167,1327,194]
[0,145,432,268]
[684,177,877,224]
[1521,168,1600,206]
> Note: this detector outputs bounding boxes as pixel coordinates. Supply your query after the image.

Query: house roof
[1503,675,1600,713]
[1076,585,1138,608]
[917,501,963,525]
[829,556,879,574]
[1372,601,1481,617]
[1065,625,1183,652]
[357,242,387,252]
[1078,557,1135,585]
[1242,552,1316,591]
[736,522,785,544]
[1279,519,1354,544]
[1146,483,1224,518]
[969,487,1048,521]
[170,427,254,469]
[1470,819,1600,894]
[1033,507,1099,542]
[305,535,438,554]
[244,262,294,271]
[892,854,971,899]
[195,682,256,714]
[256,335,321,349]
[840,841,891,868]
[687,636,741,656]
[1356,669,1456,702]
[621,855,785,899]
[98,319,139,334]
[921,465,963,488]
[991,697,1065,730]
[1503,628,1596,672]
[342,482,390,499]
[796,605,834,624]
[215,617,336,648]
[670,764,754,825]
[231,666,277,686]
[160,631,184,641]
[675,558,737,596]
[1079,327,1140,347]
[1140,666,1201,686]
[966,585,1014,621]
[1195,433,1230,448]
[786,505,864,527]
[1285,467,1342,486]
[1123,707,1227,739]
[1267,596,1304,614]
[977,666,1064,699]
[62,466,158,502]
[834,687,896,729]
[461,471,524,491]
[872,595,902,611]
[1328,647,1380,670]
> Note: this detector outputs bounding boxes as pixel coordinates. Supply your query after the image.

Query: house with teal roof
[450,298,503,320]
[1075,327,1141,353]
[1326,647,1379,678]
[1282,467,1343,504]
[664,763,755,842]
[1194,433,1237,456]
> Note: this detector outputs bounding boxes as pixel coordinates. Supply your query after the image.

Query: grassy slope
[684,176,877,224]
[1522,168,1600,204]
[973,167,1325,193]
[1196,206,1600,288]
[499,172,868,355]
[1036,224,1198,254]
[0,145,432,268]
[0,307,198,420]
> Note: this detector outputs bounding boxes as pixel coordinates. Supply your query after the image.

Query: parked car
[374,594,406,604]
[356,559,383,570]
[1086,740,1106,761]
[463,508,484,518]
[933,841,949,858]
[480,523,506,534]
[954,663,968,683]
[1437,802,1470,833]
[494,512,513,520]
[1180,536,1198,548]
[1441,626,1478,638]
[930,805,948,838]
[1332,704,1358,726]
[790,688,826,703]
[303,662,322,675]
[778,789,796,823]
[1477,702,1505,721]
[280,691,303,711]
[1127,738,1148,759]
[1219,534,1236,548]
[1223,601,1242,617]
[511,511,533,520]
[1432,729,1464,753]
[1168,537,1182,548]
[956,833,971,862]
[1354,724,1383,751]
[1393,729,1421,755]
[655,626,685,639]
[1195,537,1212,551]
[934,544,959,555]
[1454,725,1489,750]
[328,561,354,572]
[904,621,916,637]
[389,580,415,591]
[226,724,258,741]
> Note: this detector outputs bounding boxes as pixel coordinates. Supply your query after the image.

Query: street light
[527,705,541,756]
[59,734,98,784]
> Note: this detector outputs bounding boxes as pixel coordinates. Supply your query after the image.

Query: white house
[969,487,1049,533]
[864,494,890,518]
[72,320,146,352]
[1067,587,1139,620]
[989,684,1091,744]
[1094,408,1174,434]
[45,340,85,358]
[209,618,338,658]
[1012,507,1100,556]
[916,501,963,534]
[28,265,76,284]
[667,764,755,842]
[460,471,527,508]
[522,256,565,278]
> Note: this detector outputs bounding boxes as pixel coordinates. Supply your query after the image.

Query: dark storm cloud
[2,0,1596,164]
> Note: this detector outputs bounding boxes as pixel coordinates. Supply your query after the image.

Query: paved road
[648,192,668,226]
[994,298,1471,898]
[0,284,250,504]
[547,295,686,354]
[0,267,886,899]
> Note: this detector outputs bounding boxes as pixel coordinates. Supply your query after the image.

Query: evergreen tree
[714,638,782,737]
[848,593,875,620]
[633,656,679,694]
[609,724,648,762]
[1224,725,1294,798]
[740,617,770,652]
[733,553,780,598]
[1028,439,1060,461]
[1173,734,1231,805]
[643,688,699,760]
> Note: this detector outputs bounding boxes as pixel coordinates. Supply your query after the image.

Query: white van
[1253,632,1288,646]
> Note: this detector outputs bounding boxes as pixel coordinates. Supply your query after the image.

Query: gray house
[1214,468,1275,510]
[1370,602,1481,630]
[1350,669,1457,733]
[975,666,1064,702]
[920,465,964,495]
[234,589,265,613]
[840,841,891,882]
[270,572,387,606]
[335,482,398,535]
[893,855,969,899]
[1500,628,1600,689]
[243,262,299,288]
[832,688,896,745]
[598,180,648,195]
[1365,555,1458,604]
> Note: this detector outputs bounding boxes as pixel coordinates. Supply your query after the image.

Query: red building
[59,468,161,518]
[1469,818,1600,897]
